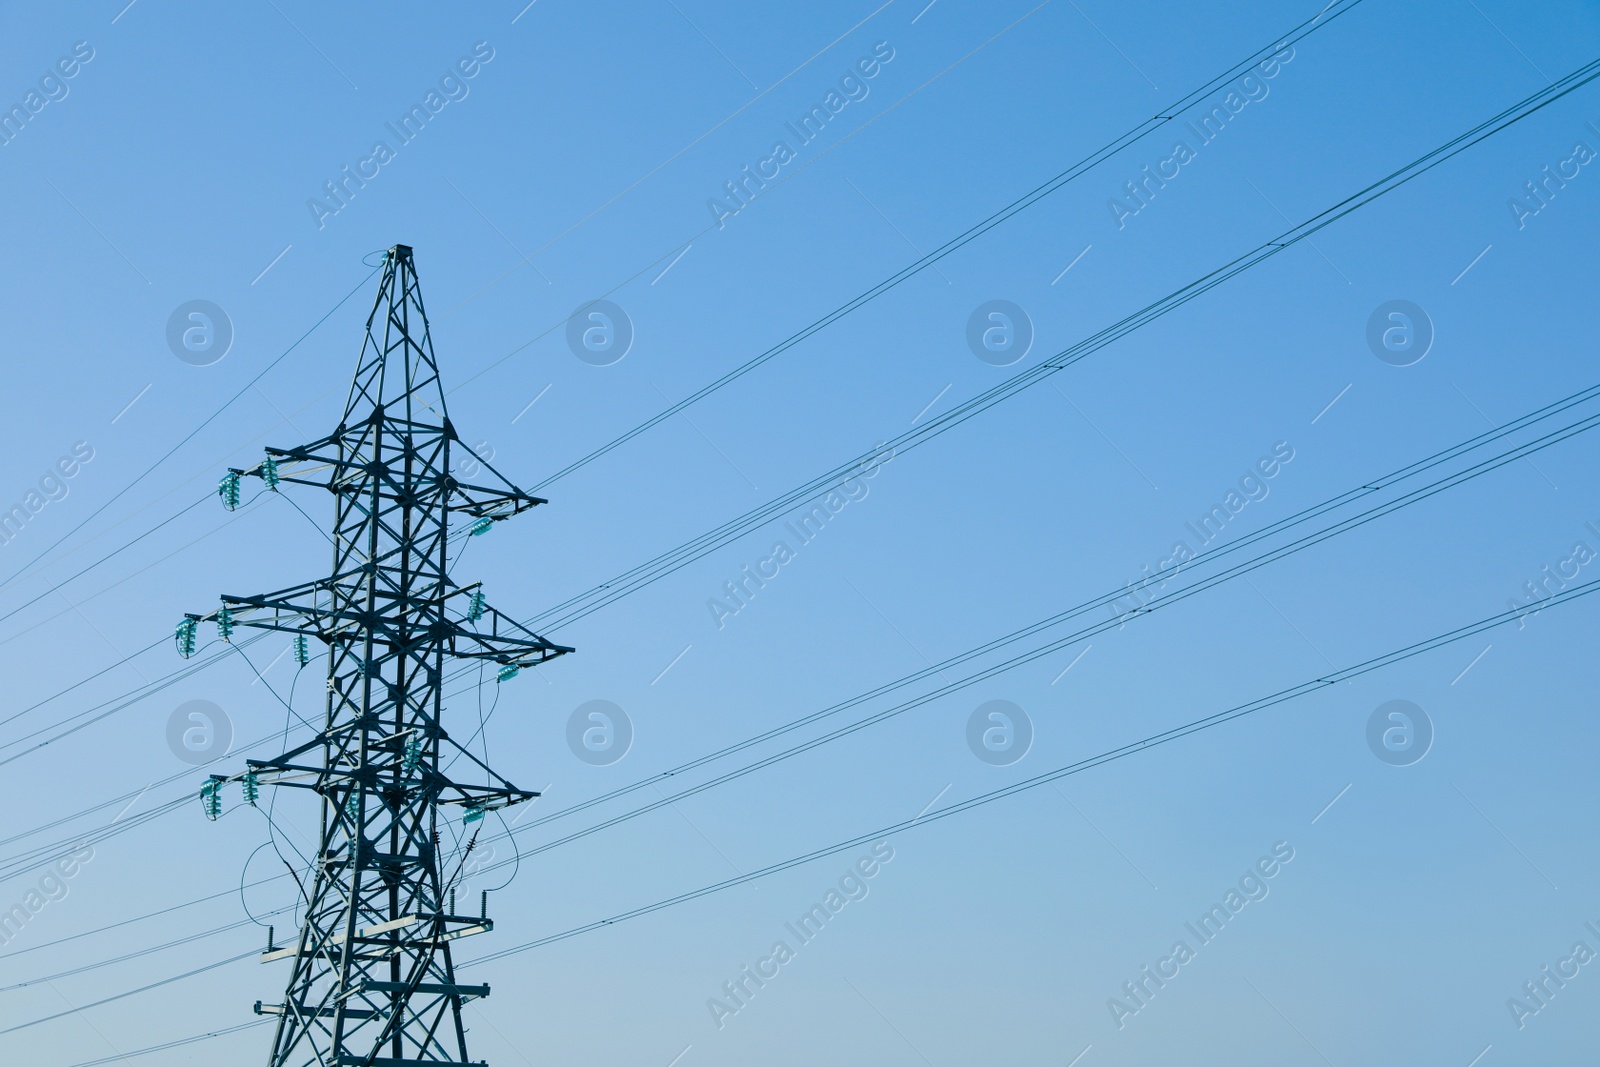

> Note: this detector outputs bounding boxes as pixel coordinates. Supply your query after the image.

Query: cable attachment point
[201,779,222,821]
[175,616,198,659]
[219,470,242,511]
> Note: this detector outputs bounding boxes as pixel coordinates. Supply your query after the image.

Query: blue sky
[1,0,1598,1064]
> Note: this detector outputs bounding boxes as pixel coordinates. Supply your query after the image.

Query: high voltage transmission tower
[181,244,572,1067]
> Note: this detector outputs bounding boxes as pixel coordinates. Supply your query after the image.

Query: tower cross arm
[228,433,366,492]
[209,581,358,637]
[446,445,548,520]
[444,594,572,667]
[447,476,546,520]
[431,747,541,815]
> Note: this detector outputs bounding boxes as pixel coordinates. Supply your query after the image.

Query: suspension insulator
[403,738,422,774]
[175,617,198,659]
[219,470,242,511]
[201,780,222,821]
[243,772,260,805]
[217,607,235,641]
[261,455,280,491]
[293,634,309,666]
[469,516,494,537]
[466,590,486,622]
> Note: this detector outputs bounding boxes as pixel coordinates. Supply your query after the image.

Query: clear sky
[0,0,1597,1064]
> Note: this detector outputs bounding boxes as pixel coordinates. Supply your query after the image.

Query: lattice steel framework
[190,245,571,1067]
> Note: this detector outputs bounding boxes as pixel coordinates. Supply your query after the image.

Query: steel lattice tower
[187,244,571,1067]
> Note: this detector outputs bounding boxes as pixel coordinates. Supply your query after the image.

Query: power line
[0,9,1369,896]
[0,383,340,651]
[0,908,287,992]
[0,479,310,651]
[8,375,1592,958]
[6,45,1596,1040]
[444,0,1054,394]
[0,265,378,600]
[521,53,1600,634]
[0,494,261,655]
[488,379,1600,840]
[0,635,166,737]
[0,0,1027,639]
[0,637,311,885]
[60,1019,271,1067]
[0,492,281,740]
[0,631,270,768]
[18,571,1594,1045]
[0,797,190,887]
[0,493,212,634]
[0,3,1364,748]
[467,575,1600,964]
[0,949,259,1037]
[520,0,1372,492]
[0,492,326,806]
[0,287,372,782]
[0,876,276,962]
[468,405,1600,872]
[18,566,1593,1043]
